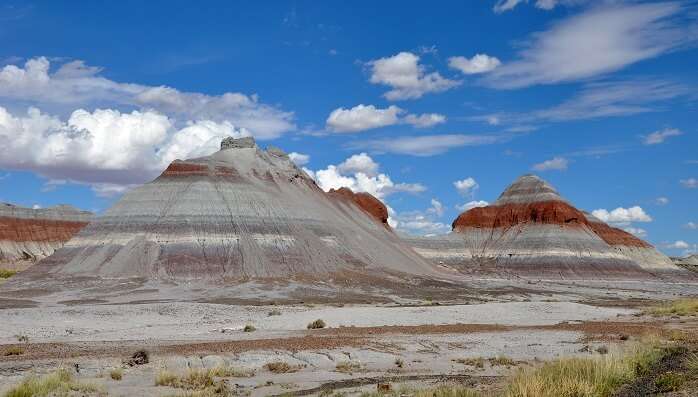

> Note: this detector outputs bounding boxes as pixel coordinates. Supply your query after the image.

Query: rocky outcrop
[671,255,698,273]
[0,203,92,269]
[407,174,687,280]
[327,187,389,225]
[17,137,437,284]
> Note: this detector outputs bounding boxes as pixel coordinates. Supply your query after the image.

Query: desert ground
[1,276,697,396]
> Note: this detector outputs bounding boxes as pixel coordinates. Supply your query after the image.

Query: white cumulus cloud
[0,105,251,192]
[666,240,690,249]
[592,206,652,224]
[623,227,647,238]
[427,198,445,217]
[685,222,698,230]
[448,54,501,74]
[0,57,295,140]
[337,152,379,176]
[454,177,479,196]
[326,104,445,132]
[532,157,568,171]
[326,104,402,132]
[403,113,446,128]
[308,153,425,200]
[368,52,460,100]
[288,152,310,166]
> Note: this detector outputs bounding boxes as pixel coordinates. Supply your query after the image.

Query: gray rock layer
[20,138,440,283]
[407,175,688,280]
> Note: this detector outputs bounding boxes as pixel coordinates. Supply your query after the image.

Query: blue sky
[0,1,696,255]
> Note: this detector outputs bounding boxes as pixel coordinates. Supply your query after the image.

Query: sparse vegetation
[595,345,609,355]
[505,339,665,397]
[3,368,103,397]
[243,324,256,332]
[307,319,326,329]
[15,334,29,343]
[394,358,404,368]
[489,356,515,366]
[268,309,282,316]
[687,353,698,374]
[0,269,18,279]
[358,384,482,397]
[335,361,362,374]
[4,346,24,356]
[654,371,685,392]
[646,298,698,317]
[453,357,485,369]
[155,365,254,390]
[264,361,301,374]
[109,367,123,381]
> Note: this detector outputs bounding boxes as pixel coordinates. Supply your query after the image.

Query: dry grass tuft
[243,324,256,332]
[155,365,253,391]
[335,361,362,374]
[505,338,664,397]
[4,346,24,356]
[646,298,698,317]
[268,309,282,316]
[0,269,18,279]
[489,356,515,366]
[686,353,698,374]
[307,319,326,329]
[3,368,103,397]
[109,368,123,381]
[454,357,485,369]
[264,361,301,374]
[654,371,685,392]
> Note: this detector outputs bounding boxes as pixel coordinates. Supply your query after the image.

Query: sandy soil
[0,300,676,396]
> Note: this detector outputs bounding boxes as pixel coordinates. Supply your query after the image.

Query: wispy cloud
[474,79,688,126]
[642,128,682,145]
[485,2,696,89]
[348,134,508,156]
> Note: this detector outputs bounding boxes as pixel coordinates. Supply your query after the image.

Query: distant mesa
[407,174,688,280]
[0,203,92,270]
[7,137,439,297]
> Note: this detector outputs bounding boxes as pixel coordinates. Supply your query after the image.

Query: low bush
[109,368,123,381]
[307,319,326,329]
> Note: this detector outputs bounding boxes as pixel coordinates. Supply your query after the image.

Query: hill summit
[408,174,686,280]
